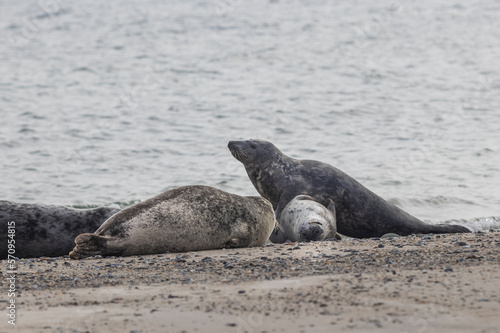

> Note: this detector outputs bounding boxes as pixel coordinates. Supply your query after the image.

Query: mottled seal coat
[270,195,337,243]
[0,201,119,258]
[228,140,471,238]
[69,185,276,259]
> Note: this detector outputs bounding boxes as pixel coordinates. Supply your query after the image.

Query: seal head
[270,194,337,243]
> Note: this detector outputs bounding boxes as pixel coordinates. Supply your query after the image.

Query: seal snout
[298,222,325,242]
[227,140,247,162]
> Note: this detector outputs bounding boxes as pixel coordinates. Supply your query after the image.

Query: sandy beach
[3,231,500,333]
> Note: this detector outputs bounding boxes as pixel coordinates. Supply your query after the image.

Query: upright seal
[69,185,276,259]
[228,139,470,238]
[0,201,119,258]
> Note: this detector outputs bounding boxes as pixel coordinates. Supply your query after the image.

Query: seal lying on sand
[228,139,471,238]
[0,201,119,258]
[69,185,276,259]
[270,195,337,243]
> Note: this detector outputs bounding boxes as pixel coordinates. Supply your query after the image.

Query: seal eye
[250,144,257,149]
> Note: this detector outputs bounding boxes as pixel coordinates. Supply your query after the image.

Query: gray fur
[270,195,337,243]
[228,139,471,238]
[0,201,119,258]
[69,185,276,259]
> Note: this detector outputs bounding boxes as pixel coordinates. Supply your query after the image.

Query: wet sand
[3,231,500,333]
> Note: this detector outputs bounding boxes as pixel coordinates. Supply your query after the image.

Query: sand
[2,231,500,333]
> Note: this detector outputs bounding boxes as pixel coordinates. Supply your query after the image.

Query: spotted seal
[270,195,337,243]
[69,185,276,259]
[228,139,471,238]
[0,201,119,258]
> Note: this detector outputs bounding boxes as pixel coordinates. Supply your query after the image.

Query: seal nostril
[300,224,324,242]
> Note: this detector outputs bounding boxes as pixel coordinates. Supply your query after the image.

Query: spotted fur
[69,185,276,259]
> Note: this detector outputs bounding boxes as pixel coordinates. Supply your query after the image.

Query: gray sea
[1,0,499,232]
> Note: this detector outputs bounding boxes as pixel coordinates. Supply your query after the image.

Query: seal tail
[425,223,471,234]
[69,233,117,259]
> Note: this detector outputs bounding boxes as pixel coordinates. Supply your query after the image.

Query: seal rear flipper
[426,224,471,234]
[69,233,119,259]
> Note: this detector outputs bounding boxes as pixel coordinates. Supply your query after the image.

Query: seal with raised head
[69,185,276,259]
[228,139,471,238]
[270,194,337,243]
[0,201,119,258]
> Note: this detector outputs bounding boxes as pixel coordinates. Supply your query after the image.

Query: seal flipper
[425,223,471,234]
[223,238,248,248]
[326,199,336,217]
[69,233,120,259]
[269,227,287,243]
[274,191,298,221]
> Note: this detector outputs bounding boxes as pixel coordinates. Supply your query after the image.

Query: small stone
[378,244,384,248]
[444,267,453,272]
[175,255,186,263]
[238,290,246,294]
[458,242,467,246]
[226,323,237,327]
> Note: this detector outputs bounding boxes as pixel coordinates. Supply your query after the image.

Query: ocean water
[1,0,499,232]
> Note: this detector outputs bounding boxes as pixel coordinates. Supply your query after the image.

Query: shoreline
[3,231,500,332]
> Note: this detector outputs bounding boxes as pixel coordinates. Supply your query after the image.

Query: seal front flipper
[69,233,120,259]
[270,192,295,244]
[269,226,287,243]
[326,199,336,217]
[274,191,298,221]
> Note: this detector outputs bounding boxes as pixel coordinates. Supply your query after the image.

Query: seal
[228,139,471,238]
[270,195,337,243]
[0,201,119,259]
[69,185,276,259]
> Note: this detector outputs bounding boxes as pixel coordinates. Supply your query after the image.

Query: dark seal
[228,139,471,238]
[0,201,119,258]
